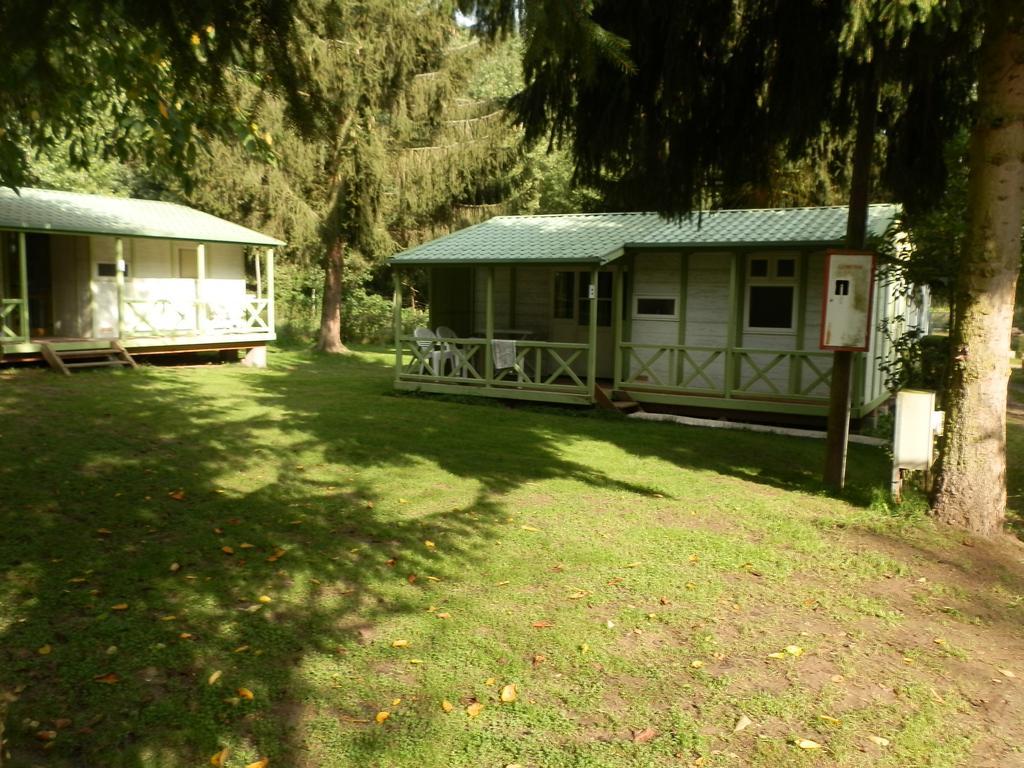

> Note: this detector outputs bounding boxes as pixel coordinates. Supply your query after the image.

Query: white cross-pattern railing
[1,298,26,340]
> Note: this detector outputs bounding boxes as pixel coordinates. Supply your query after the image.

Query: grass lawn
[1,350,1022,768]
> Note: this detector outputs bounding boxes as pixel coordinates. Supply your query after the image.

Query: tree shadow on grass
[0,353,662,767]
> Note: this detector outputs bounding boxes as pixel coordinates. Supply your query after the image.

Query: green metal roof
[390,205,898,265]
[0,187,285,247]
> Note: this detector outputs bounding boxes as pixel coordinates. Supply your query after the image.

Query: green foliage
[467,1,980,217]
[0,0,321,190]
[342,286,428,344]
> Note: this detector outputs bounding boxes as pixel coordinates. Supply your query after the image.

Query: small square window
[96,262,128,277]
[636,297,676,316]
[776,258,796,278]
[748,285,794,329]
[750,259,769,277]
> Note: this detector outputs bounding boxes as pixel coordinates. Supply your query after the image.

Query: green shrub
[341,286,428,345]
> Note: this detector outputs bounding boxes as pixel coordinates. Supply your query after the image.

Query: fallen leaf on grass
[690,660,704,669]
[96,528,112,536]
[796,739,821,750]
[239,543,255,549]
[485,677,497,686]
[567,589,590,600]
[375,711,390,724]
[408,659,424,664]
[496,580,510,586]
[531,620,553,629]
[258,595,272,604]
[466,702,484,718]
[245,759,269,768]
[111,603,128,611]
[532,654,546,667]
[210,748,230,766]
[436,612,451,619]
[999,669,1016,679]
[233,645,250,654]
[441,700,454,713]
[520,525,541,532]
[632,727,657,744]
[222,546,235,555]
[208,670,222,685]
[37,644,52,656]
[818,714,841,725]
[868,735,890,747]
[168,490,186,501]
[424,540,436,549]
[785,645,804,657]
[93,673,119,684]
[500,684,518,703]
[733,715,752,733]
[391,639,410,648]
[622,562,642,569]
[238,687,254,701]
[36,730,57,741]
[425,575,441,582]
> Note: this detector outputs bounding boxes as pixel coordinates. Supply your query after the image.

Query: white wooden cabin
[0,188,281,366]
[390,205,928,421]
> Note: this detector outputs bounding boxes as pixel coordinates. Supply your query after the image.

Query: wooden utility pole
[824,70,877,490]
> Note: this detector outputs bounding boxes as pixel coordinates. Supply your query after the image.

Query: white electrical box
[820,250,876,351]
[892,389,941,500]
[893,389,937,471]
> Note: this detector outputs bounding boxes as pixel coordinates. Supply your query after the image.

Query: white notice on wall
[820,250,875,351]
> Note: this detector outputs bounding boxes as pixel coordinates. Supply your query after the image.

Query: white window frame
[633,295,678,320]
[744,254,799,334]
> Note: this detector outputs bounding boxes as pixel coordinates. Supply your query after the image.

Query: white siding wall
[87,236,249,336]
[630,253,681,385]
[680,253,730,389]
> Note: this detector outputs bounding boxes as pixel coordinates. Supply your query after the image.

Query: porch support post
[115,237,126,339]
[195,243,207,334]
[789,251,809,395]
[587,266,599,401]
[17,232,29,340]
[393,269,403,380]
[677,252,690,386]
[612,264,624,388]
[265,248,275,335]
[484,265,495,385]
[724,252,744,398]
[254,247,263,300]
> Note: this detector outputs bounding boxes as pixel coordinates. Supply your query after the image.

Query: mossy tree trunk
[316,240,349,354]
[932,1,1024,535]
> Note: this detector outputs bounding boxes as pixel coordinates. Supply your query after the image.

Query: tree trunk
[316,240,350,354]
[932,2,1024,535]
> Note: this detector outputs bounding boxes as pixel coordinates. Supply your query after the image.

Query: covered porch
[0,188,281,361]
[391,260,855,416]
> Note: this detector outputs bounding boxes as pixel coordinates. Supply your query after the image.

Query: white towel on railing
[491,339,517,370]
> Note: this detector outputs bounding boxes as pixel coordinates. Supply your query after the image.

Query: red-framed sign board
[819,250,876,352]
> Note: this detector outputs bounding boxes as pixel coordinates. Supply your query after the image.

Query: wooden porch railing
[1,298,26,341]
[618,342,833,401]
[396,337,592,397]
[123,296,273,337]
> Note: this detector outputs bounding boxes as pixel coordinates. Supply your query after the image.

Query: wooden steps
[594,383,642,414]
[40,341,138,376]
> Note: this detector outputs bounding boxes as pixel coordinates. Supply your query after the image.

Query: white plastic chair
[412,326,450,375]
[436,326,469,377]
